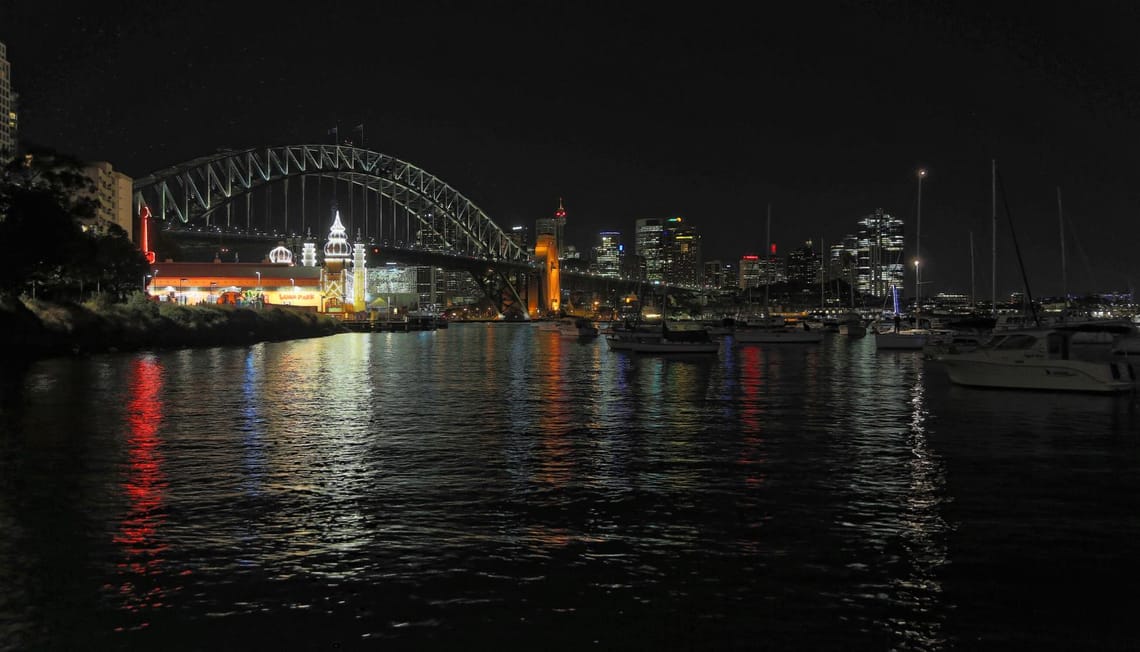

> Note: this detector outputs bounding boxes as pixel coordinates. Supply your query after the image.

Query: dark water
[1,324,1138,651]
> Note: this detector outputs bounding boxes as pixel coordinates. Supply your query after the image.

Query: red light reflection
[111,357,170,630]
[738,346,767,488]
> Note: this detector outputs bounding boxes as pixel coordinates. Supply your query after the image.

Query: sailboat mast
[764,203,771,316]
[916,169,926,326]
[1058,186,1067,305]
[819,237,825,311]
[991,159,997,316]
[969,230,976,308]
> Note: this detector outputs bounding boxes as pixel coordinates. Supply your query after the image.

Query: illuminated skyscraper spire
[553,197,567,258]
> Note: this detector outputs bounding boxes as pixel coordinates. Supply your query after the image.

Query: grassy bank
[1,293,347,364]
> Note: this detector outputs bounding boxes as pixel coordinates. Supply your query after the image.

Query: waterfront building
[321,210,353,313]
[369,262,418,318]
[147,263,321,309]
[785,240,822,286]
[594,230,624,278]
[0,40,16,159]
[79,161,134,241]
[851,208,905,299]
[661,217,701,286]
[739,254,762,290]
[623,253,646,283]
[828,237,859,290]
[760,242,786,286]
[703,259,735,290]
[635,218,665,283]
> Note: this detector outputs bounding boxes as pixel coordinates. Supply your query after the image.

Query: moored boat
[603,322,663,351]
[734,322,824,344]
[556,316,599,338]
[626,321,721,354]
[933,327,1137,393]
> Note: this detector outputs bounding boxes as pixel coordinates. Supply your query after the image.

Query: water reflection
[112,355,169,631]
[832,350,950,648]
[896,360,949,648]
[6,327,1136,649]
[735,345,768,489]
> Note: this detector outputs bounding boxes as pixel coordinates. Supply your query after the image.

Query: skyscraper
[853,208,905,298]
[785,240,821,286]
[0,41,16,159]
[661,217,701,286]
[634,217,664,282]
[594,230,624,278]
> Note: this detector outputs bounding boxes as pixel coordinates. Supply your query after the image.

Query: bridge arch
[132,144,530,262]
[132,144,535,316]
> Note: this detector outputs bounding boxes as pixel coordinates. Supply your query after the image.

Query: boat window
[994,334,1037,350]
[1046,332,1070,359]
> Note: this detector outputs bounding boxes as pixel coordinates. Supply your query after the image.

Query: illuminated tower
[321,210,352,313]
[301,241,318,267]
[532,200,565,314]
[535,198,568,259]
[352,240,367,312]
[553,198,567,258]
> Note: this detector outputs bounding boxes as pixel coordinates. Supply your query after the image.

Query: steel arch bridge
[132,144,541,317]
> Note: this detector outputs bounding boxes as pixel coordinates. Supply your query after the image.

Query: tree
[0,148,147,300]
[0,184,88,297]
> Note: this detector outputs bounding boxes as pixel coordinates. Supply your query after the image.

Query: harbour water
[1,324,1138,650]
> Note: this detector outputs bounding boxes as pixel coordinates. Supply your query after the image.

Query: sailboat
[735,205,823,344]
[930,164,1138,392]
[875,169,930,351]
[626,283,720,354]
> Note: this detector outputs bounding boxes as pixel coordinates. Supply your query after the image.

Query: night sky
[4,1,1139,297]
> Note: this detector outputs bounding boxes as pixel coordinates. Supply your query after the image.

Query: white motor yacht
[933,327,1137,394]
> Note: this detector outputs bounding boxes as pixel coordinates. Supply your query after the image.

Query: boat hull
[734,329,823,344]
[875,332,927,350]
[628,339,721,354]
[939,356,1136,394]
[838,323,867,337]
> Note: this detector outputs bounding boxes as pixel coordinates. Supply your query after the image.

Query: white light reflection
[895,361,950,648]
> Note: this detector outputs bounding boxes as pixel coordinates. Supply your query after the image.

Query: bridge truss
[132,145,536,317]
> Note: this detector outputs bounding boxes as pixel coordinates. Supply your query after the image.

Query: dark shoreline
[1,296,347,367]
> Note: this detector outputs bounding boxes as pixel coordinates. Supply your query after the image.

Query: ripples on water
[1,325,1138,650]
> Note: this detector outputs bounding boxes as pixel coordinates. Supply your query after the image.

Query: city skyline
[3,1,1139,297]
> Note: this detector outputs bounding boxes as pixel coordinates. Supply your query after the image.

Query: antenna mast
[1058,186,1068,306]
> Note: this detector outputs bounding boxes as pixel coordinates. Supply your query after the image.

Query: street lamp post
[255,271,261,288]
[916,168,926,324]
[180,278,187,304]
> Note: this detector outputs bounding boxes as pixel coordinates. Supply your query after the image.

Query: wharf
[341,317,438,333]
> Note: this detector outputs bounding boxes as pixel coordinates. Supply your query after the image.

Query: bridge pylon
[531,233,560,316]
